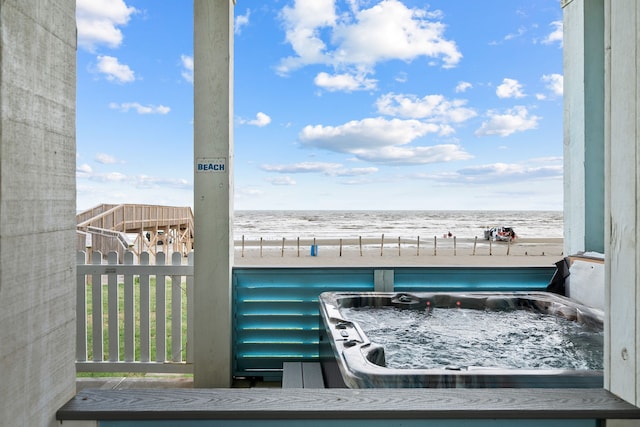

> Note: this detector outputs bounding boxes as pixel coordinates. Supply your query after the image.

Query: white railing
[76,250,194,373]
[86,226,131,250]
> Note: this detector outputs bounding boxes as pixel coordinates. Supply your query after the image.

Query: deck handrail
[85,226,130,250]
[77,203,194,231]
[77,204,194,260]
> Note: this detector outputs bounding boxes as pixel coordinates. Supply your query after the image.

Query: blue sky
[76,0,564,212]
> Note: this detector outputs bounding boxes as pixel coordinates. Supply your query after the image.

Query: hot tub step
[282,362,325,388]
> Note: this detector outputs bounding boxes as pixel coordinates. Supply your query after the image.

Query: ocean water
[234,210,563,240]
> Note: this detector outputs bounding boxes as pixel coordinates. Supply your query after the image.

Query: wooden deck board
[282,362,325,388]
[57,388,640,421]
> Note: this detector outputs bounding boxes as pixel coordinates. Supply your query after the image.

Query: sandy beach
[233,236,565,267]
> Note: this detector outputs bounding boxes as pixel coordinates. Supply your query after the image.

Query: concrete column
[604,0,640,407]
[563,0,605,256]
[193,0,235,387]
[0,0,77,424]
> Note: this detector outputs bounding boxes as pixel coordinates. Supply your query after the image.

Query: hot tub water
[340,306,603,371]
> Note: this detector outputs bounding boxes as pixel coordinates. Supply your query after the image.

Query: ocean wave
[234,210,563,240]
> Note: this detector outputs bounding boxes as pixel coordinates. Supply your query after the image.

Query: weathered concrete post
[193,0,234,387]
[0,0,77,423]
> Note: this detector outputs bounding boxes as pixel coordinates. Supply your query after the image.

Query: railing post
[91,251,103,361]
[171,252,183,362]
[139,252,151,362]
[107,251,119,362]
[76,251,87,362]
[156,252,167,362]
[123,251,135,362]
[186,252,195,364]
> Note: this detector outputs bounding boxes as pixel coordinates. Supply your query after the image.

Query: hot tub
[319,291,603,388]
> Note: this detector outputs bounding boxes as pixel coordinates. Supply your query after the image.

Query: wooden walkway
[76,204,194,259]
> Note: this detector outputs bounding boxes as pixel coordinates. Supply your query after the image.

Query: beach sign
[196,157,226,173]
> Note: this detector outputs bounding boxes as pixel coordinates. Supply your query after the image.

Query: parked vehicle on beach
[484,226,516,242]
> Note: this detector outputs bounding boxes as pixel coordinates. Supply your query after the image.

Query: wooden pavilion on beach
[76,204,194,260]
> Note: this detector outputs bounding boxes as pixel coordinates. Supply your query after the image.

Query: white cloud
[180,55,194,83]
[491,24,547,46]
[77,163,93,176]
[376,93,477,123]
[77,166,192,190]
[332,1,461,68]
[239,112,272,127]
[252,112,272,127]
[76,0,137,51]
[314,72,377,92]
[236,187,265,199]
[354,144,472,165]
[96,55,135,83]
[542,21,563,47]
[431,161,563,184]
[475,106,540,137]
[136,175,191,189]
[267,176,297,186]
[109,102,170,115]
[503,26,527,41]
[84,174,186,189]
[277,0,461,75]
[261,162,379,177]
[277,0,336,73]
[235,9,251,34]
[395,72,408,83]
[300,117,440,151]
[262,162,342,174]
[299,117,472,165]
[496,78,525,99]
[455,81,472,93]
[335,167,380,177]
[102,172,128,182]
[95,153,120,164]
[542,73,563,97]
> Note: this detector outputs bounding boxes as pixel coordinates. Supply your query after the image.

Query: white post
[604,0,639,407]
[193,0,234,387]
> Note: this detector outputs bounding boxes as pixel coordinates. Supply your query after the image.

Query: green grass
[82,276,189,368]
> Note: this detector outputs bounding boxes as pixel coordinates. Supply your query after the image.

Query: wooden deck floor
[76,376,277,392]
